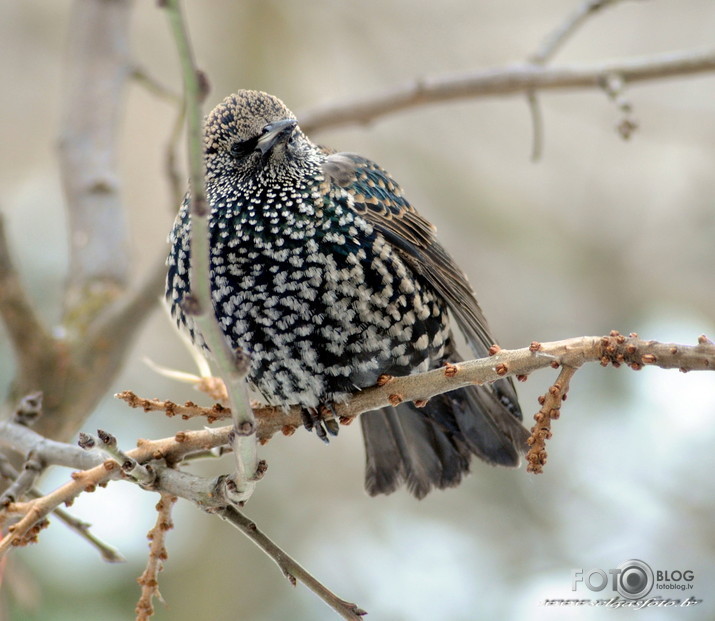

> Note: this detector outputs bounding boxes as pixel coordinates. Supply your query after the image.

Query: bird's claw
[301,404,340,443]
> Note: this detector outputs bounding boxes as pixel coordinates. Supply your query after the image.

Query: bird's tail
[360,380,529,499]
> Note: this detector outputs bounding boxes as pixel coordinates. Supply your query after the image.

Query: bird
[166,89,529,499]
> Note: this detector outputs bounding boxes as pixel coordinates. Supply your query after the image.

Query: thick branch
[58,0,133,319]
[0,0,142,442]
[0,215,54,379]
[83,251,168,358]
[0,421,102,471]
[299,48,715,133]
[10,0,163,443]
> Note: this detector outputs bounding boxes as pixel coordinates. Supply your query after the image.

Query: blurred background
[1,1,714,619]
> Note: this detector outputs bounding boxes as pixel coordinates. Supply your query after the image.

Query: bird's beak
[256,119,298,155]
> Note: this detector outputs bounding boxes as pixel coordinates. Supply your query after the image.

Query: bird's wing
[322,151,495,358]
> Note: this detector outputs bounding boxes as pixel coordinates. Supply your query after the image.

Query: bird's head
[203,90,314,184]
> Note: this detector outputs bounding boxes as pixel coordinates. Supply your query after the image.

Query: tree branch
[3,332,710,613]
[216,506,367,620]
[526,0,638,160]
[0,214,54,380]
[163,0,258,502]
[526,364,578,473]
[135,493,176,620]
[0,453,124,562]
[298,48,715,134]
[530,0,639,65]
[58,0,133,321]
[83,251,168,359]
[118,332,715,443]
[1,0,150,444]
[0,420,365,620]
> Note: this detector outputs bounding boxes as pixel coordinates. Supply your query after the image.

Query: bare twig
[530,0,639,65]
[163,0,258,502]
[0,451,123,561]
[526,0,638,159]
[526,365,578,473]
[0,421,235,553]
[136,493,176,620]
[130,61,186,209]
[217,505,367,620]
[0,420,100,471]
[115,391,231,422]
[47,502,126,563]
[164,100,187,212]
[131,65,182,105]
[118,332,715,444]
[79,430,156,488]
[525,92,544,162]
[0,451,43,506]
[299,48,715,134]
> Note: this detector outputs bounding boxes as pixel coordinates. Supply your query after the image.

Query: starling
[166,90,529,498]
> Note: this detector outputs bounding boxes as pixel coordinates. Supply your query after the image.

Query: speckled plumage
[166,90,529,498]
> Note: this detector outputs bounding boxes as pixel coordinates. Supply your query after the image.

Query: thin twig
[136,493,176,620]
[131,65,182,104]
[217,506,367,620]
[79,430,156,487]
[526,0,636,159]
[530,0,639,65]
[525,91,544,161]
[0,451,43,506]
[132,59,187,209]
[165,101,187,212]
[163,0,258,502]
[1,449,123,561]
[47,501,126,563]
[526,364,578,473]
[115,391,231,422]
[299,48,715,134]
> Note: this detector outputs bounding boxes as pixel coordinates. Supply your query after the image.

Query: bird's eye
[230,137,258,158]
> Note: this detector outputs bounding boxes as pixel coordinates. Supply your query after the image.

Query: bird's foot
[301,403,340,444]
